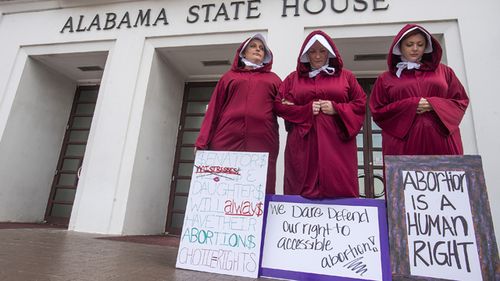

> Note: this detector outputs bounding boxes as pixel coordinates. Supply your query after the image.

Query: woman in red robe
[370,24,469,156]
[275,30,366,199]
[195,34,281,194]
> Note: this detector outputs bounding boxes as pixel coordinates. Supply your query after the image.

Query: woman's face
[307,41,329,69]
[400,33,426,62]
[243,39,265,65]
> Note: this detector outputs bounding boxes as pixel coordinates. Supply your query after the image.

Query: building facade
[0,0,498,247]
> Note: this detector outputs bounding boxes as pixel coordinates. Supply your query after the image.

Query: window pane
[75,103,96,115]
[372,133,382,148]
[69,130,90,142]
[358,169,364,177]
[78,90,98,102]
[356,133,364,147]
[374,176,385,198]
[182,131,199,144]
[58,174,76,186]
[357,169,365,197]
[171,213,185,229]
[357,151,364,165]
[184,116,204,129]
[358,177,365,195]
[373,151,383,166]
[180,148,195,161]
[54,189,76,202]
[50,204,73,218]
[186,102,209,114]
[72,117,92,129]
[178,163,194,177]
[65,145,86,157]
[173,196,188,211]
[187,87,214,100]
[176,179,191,193]
[62,159,80,171]
[373,169,384,180]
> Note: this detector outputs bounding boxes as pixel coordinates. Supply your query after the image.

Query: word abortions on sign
[260,195,391,281]
[176,150,268,278]
[385,156,500,281]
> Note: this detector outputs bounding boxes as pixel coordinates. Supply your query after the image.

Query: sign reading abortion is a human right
[385,155,500,281]
[175,150,268,278]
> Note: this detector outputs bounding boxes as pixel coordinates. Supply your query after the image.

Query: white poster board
[176,150,268,278]
[260,196,391,281]
[384,155,500,281]
[402,170,482,280]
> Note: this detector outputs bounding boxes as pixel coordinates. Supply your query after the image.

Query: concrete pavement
[0,227,274,281]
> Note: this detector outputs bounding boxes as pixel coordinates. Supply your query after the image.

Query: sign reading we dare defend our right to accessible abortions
[260,196,391,281]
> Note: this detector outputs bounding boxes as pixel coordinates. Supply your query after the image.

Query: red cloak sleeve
[333,71,367,139]
[426,67,469,135]
[370,76,421,139]
[370,24,468,156]
[274,73,314,137]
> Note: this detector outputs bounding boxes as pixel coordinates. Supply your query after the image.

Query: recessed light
[354,54,387,61]
[202,60,231,66]
[77,66,104,71]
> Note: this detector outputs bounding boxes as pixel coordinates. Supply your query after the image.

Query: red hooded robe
[370,24,469,156]
[195,36,281,194]
[275,30,366,198]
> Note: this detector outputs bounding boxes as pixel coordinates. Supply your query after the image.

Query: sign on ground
[385,155,500,281]
[260,195,391,280]
[176,150,268,278]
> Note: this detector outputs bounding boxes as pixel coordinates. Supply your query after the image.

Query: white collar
[395,57,421,78]
[309,64,335,78]
[241,57,263,69]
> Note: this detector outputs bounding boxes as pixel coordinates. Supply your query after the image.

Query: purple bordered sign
[259,195,391,281]
[385,155,500,281]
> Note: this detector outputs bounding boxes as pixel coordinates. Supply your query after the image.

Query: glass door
[44,85,99,225]
[357,78,385,198]
[165,82,216,234]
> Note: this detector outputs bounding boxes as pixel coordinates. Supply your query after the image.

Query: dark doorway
[44,85,99,226]
[357,78,384,198]
[165,82,216,234]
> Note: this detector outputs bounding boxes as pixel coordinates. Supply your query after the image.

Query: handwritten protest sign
[260,195,391,281]
[385,155,500,281]
[175,150,268,278]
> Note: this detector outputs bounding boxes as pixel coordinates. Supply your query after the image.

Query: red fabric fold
[370,24,469,156]
[276,30,366,199]
[195,36,282,194]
